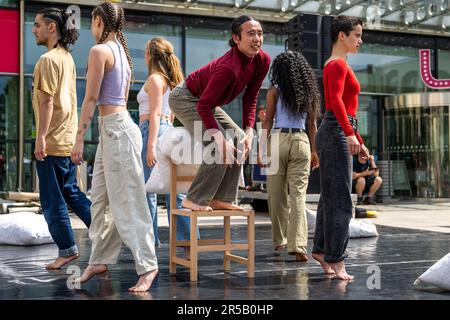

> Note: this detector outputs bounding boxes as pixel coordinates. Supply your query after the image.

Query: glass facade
[0,76,18,191]
[2,3,449,198]
[438,49,450,79]
[0,0,17,8]
[385,104,450,198]
[348,43,429,94]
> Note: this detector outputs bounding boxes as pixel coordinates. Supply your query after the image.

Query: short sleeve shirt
[32,47,78,156]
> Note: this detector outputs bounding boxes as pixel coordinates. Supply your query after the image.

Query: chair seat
[171,208,254,217]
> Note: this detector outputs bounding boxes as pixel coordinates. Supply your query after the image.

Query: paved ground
[1,198,449,301]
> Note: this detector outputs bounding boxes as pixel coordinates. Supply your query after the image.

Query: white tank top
[137,81,171,117]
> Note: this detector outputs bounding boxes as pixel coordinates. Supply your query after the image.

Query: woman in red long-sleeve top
[312,16,369,281]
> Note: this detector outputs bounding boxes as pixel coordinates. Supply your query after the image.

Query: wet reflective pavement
[0,225,449,300]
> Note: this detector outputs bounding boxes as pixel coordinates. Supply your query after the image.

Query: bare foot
[78,264,108,284]
[312,253,335,275]
[128,269,159,292]
[46,254,79,269]
[289,252,309,262]
[181,198,212,211]
[274,245,285,251]
[328,261,354,280]
[209,199,244,211]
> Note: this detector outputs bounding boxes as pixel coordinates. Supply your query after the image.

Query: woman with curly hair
[71,1,158,292]
[258,50,320,262]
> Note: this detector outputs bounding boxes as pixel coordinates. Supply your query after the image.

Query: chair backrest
[170,161,196,210]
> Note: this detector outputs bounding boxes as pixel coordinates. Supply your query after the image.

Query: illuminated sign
[420,49,450,89]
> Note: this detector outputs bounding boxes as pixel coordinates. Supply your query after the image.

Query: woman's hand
[346,135,361,155]
[71,139,84,165]
[359,144,370,160]
[310,151,319,170]
[146,147,157,167]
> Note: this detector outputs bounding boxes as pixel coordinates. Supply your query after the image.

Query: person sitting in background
[352,155,382,205]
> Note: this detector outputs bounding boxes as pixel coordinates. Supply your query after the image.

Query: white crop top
[137,82,171,117]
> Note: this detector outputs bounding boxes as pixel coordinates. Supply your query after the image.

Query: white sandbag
[414,252,450,291]
[146,127,201,194]
[146,161,199,194]
[306,208,378,238]
[306,207,317,235]
[349,219,379,238]
[0,212,54,246]
[158,127,203,165]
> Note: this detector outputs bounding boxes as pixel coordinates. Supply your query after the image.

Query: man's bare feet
[181,198,212,211]
[78,264,108,284]
[312,253,335,274]
[209,199,244,211]
[328,261,354,280]
[46,253,79,269]
[274,245,285,251]
[128,269,159,292]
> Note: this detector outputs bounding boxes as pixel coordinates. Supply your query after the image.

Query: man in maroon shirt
[169,15,271,211]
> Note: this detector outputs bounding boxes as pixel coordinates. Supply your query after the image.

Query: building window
[24,10,182,81]
[0,0,17,8]
[438,49,450,82]
[348,43,429,94]
[0,75,18,192]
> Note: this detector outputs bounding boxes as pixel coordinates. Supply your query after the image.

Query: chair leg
[247,213,255,278]
[169,212,177,274]
[223,216,231,272]
[190,213,198,282]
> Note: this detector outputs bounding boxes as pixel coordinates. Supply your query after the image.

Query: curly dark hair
[39,7,79,50]
[269,50,321,120]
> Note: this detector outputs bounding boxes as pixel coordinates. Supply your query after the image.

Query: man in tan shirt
[32,7,91,269]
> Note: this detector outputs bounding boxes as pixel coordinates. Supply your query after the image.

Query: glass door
[384,105,450,198]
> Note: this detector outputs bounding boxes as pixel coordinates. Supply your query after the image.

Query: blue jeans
[36,156,91,257]
[140,119,192,246]
[312,111,353,263]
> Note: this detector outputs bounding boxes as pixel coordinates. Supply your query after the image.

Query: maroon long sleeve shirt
[185,45,271,130]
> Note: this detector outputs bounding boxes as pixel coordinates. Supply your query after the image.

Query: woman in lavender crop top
[70,2,158,292]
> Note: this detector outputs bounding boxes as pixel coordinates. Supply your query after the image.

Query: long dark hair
[92,2,133,74]
[39,7,78,50]
[270,50,321,120]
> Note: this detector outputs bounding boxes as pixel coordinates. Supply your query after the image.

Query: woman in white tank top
[138,37,195,249]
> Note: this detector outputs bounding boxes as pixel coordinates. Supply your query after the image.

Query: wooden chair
[169,161,255,282]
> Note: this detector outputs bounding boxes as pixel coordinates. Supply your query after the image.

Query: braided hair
[92,2,134,75]
[39,7,78,50]
[269,50,321,120]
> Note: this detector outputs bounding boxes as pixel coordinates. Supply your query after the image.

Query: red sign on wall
[0,9,19,73]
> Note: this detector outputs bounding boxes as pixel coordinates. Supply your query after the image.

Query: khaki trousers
[89,111,158,275]
[267,130,311,254]
[169,81,245,205]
